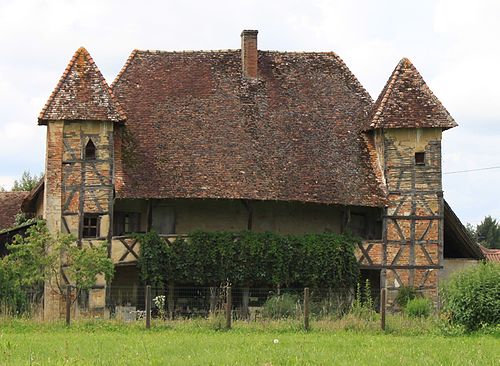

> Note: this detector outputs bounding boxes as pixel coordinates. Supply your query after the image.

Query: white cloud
[0,0,498,224]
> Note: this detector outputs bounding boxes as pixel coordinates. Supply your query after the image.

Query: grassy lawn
[0,319,498,365]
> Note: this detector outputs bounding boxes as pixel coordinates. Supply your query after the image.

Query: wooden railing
[111,234,185,265]
[112,235,384,267]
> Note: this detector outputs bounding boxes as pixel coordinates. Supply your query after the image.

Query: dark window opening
[151,206,175,235]
[350,213,367,238]
[415,152,425,166]
[113,212,141,236]
[83,214,99,238]
[85,139,96,160]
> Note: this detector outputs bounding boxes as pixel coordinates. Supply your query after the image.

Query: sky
[0,0,498,225]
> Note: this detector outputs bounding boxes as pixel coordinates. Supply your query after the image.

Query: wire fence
[107,286,358,321]
[1,284,438,331]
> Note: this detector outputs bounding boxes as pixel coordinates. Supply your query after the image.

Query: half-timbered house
[7,30,484,318]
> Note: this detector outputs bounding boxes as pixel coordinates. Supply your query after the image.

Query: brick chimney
[241,30,258,78]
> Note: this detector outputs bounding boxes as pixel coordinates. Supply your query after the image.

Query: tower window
[415,152,425,166]
[85,139,96,160]
[83,214,99,238]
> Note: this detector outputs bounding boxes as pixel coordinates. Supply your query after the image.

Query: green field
[0,320,498,365]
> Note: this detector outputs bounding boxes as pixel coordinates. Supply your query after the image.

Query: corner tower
[39,47,125,318]
[366,58,457,303]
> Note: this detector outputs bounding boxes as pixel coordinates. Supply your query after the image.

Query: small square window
[415,152,425,166]
[83,214,99,238]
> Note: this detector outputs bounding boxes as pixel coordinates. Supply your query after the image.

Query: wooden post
[304,287,310,331]
[380,287,386,331]
[65,285,71,326]
[225,286,232,329]
[145,285,151,329]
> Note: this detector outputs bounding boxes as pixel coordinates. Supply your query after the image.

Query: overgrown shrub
[137,231,172,287]
[262,293,300,319]
[395,286,418,308]
[441,262,500,331]
[0,263,29,315]
[405,298,431,318]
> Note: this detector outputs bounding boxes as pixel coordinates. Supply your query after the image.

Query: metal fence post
[225,286,232,329]
[304,287,310,331]
[380,287,387,331]
[65,285,71,326]
[145,285,151,329]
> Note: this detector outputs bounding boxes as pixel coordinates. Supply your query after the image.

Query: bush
[262,293,300,319]
[405,298,431,318]
[441,262,500,331]
[395,286,418,308]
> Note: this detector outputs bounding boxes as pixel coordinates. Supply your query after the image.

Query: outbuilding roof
[110,50,387,207]
[480,246,500,262]
[0,191,29,230]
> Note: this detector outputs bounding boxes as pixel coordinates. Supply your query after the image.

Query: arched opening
[85,139,96,160]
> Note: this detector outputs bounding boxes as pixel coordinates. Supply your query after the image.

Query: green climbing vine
[138,230,360,289]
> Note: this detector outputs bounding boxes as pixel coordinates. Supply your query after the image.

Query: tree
[0,221,114,313]
[11,171,42,192]
[465,223,476,239]
[476,216,500,249]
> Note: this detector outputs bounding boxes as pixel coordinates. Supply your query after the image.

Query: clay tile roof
[480,246,500,262]
[365,58,458,131]
[38,47,126,125]
[0,191,29,230]
[111,49,387,207]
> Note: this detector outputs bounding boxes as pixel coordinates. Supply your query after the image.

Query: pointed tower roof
[365,58,457,130]
[38,47,126,125]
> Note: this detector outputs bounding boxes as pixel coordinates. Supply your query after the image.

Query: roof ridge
[38,47,84,122]
[368,58,406,129]
[134,49,239,54]
[330,52,373,104]
[84,48,127,121]
[111,49,138,89]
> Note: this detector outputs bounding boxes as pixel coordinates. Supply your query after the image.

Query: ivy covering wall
[138,231,360,290]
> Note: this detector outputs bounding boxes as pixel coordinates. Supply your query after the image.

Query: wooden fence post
[304,287,310,331]
[145,285,151,329]
[380,287,386,331]
[65,285,71,326]
[225,286,232,329]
